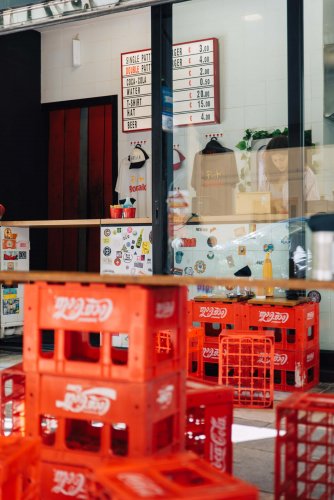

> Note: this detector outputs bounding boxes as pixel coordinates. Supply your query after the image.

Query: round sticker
[207,236,217,248]
[207,251,214,260]
[127,227,133,233]
[114,258,121,266]
[184,267,194,276]
[104,229,111,236]
[194,260,206,274]
[103,247,111,256]
[307,290,321,303]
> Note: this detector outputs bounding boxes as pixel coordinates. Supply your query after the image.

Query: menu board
[121,38,219,133]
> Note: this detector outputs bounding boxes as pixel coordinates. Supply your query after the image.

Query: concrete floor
[2,350,334,498]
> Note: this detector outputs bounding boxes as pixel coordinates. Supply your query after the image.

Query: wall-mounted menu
[121,38,219,133]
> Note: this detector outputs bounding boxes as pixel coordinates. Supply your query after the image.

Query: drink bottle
[136,229,144,248]
[262,252,273,297]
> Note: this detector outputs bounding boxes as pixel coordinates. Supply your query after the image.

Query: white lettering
[199,307,227,320]
[258,311,289,324]
[52,470,87,498]
[155,301,175,319]
[55,384,117,416]
[53,297,113,323]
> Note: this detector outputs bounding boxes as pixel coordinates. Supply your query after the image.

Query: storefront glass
[171,0,290,291]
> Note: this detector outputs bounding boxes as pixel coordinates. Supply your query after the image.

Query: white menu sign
[121,38,219,133]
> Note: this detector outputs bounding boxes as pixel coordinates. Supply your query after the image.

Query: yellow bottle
[262,252,273,297]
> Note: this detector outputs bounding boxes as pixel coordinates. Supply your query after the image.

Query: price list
[121,38,219,132]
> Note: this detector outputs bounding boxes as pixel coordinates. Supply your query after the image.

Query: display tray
[248,297,309,307]
[193,295,250,303]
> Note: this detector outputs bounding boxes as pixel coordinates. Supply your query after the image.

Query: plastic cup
[110,206,123,219]
[123,207,136,218]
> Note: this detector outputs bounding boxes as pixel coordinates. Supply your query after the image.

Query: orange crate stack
[218,330,274,408]
[186,379,233,473]
[86,451,259,499]
[0,363,25,437]
[242,302,320,392]
[22,282,188,498]
[0,435,40,499]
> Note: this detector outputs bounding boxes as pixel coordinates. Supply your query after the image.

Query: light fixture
[243,14,263,22]
[72,36,81,67]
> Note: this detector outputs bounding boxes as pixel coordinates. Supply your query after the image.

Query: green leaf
[236,140,247,150]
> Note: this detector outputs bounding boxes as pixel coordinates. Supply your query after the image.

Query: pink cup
[122,207,136,218]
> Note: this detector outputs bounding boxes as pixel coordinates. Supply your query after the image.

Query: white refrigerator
[0,226,29,338]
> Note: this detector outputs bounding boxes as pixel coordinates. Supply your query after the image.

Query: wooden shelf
[0,270,332,291]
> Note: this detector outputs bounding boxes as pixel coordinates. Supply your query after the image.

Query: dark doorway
[45,96,118,272]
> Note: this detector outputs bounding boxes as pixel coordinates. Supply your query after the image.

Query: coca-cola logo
[117,473,165,497]
[199,306,227,320]
[155,301,175,319]
[209,416,227,471]
[156,384,174,409]
[55,384,117,416]
[307,352,315,363]
[53,297,113,323]
[307,311,314,321]
[257,352,288,366]
[52,470,87,498]
[203,347,219,359]
[258,311,289,324]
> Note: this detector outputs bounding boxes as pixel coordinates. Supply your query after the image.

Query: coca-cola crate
[202,338,220,382]
[25,370,185,462]
[273,347,319,392]
[186,379,233,473]
[0,363,25,436]
[218,330,274,408]
[187,327,204,378]
[191,300,243,338]
[275,393,334,499]
[23,282,187,382]
[0,435,40,499]
[242,302,319,351]
[40,459,99,500]
[87,451,258,499]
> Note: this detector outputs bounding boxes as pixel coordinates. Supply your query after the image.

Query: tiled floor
[1,349,334,498]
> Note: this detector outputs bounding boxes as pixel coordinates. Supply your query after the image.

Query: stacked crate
[190,300,243,382]
[0,363,25,437]
[242,301,319,391]
[87,451,258,499]
[0,435,40,499]
[276,393,334,499]
[185,378,233,473]
[218,331,275,408]
[22,282,188,498]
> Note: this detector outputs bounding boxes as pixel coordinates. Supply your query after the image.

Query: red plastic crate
[187,327,204,378]
[202,338,220,382]
[218,330,274,408]
[0,435,40,499]
[25,371,185,462]
[272,347,319,392]
[87,451,259,499]
[0,363,25,437]
[276,393,334,499]
[40,459,97,499]
[23,282,187,382]
[242,302,319,351]
[191,300,243,338]
[186,379,233,473]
